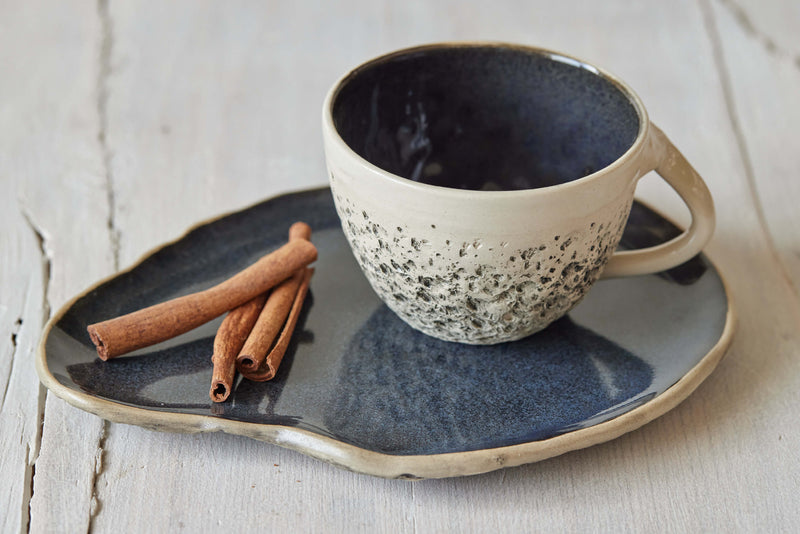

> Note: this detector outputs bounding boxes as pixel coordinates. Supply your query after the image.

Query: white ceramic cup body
[322,43,714,344]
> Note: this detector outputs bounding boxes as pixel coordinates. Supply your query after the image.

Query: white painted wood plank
[709,0,800,293]
[0,1,116,532]
[0,3,73,532]
[104,0,355,266]
[0,203,46,534]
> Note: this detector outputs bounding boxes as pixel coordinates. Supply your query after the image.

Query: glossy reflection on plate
[37,187,734,478]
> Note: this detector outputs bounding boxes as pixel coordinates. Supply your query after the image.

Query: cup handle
[601,124,715,278]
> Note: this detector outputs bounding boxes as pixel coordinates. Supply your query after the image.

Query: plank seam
[411,482,417,534]
[87,4,116,529]
[717,0,800,71]
[87,420,109,533]
[19,207,51,533]
[700,0,800,302]
[0,316,22,413]
[19,209,52,326]
[97,0,120,272]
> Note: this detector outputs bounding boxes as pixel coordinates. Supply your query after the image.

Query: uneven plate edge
[35,187,737,480]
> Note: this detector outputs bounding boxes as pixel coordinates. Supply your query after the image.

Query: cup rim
[322,41,651,198]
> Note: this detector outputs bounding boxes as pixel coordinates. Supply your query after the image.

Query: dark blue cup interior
[332,45,641,191]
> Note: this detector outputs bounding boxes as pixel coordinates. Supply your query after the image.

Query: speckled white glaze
[323,43,715,344]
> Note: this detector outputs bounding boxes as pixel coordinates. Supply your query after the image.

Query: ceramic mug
[322,43,714,345]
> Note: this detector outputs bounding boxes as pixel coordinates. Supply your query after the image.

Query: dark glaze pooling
[332,45,640,190]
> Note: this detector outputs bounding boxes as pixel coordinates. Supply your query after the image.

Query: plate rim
[35,186,737,479]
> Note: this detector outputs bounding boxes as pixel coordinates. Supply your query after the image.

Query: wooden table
[3,0,799,531]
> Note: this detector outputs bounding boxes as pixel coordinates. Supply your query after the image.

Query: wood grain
[0,1,117,532]
[0,199,46,534]
[709,0,800,294]
[0,0,797,531]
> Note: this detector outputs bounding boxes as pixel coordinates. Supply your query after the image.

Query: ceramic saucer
[37,187,734,479]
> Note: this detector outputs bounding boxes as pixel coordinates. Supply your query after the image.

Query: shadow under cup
[331,44,641,190]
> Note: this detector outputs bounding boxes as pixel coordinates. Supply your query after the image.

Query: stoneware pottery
[323,43,715,344]
[37,187,735,479]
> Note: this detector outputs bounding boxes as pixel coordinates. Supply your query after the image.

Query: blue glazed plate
[37,187,734,479]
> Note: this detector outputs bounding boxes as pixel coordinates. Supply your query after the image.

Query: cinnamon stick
[236,221,312,373]
[87,238,317,360]
[287,221,312,242]
[236,270,305,373]
[209,294,267,402]
[240,267,314,382]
